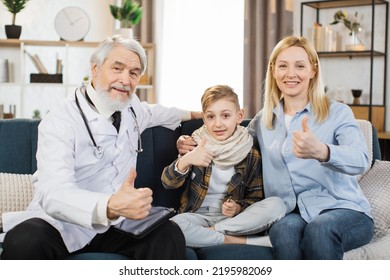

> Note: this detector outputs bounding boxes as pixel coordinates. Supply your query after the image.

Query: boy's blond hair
[201,85,240,112]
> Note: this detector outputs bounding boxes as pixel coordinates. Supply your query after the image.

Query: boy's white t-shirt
[200,164,234,209]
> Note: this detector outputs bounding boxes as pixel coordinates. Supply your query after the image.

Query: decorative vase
[5,25,22,39]
[351,89,363,105]
[115,28,133,39]
[346,28,365,51]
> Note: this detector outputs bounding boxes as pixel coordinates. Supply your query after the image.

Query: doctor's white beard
[96,84,132,112]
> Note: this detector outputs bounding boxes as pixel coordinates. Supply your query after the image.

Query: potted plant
[1,0,29,39]
[32,109,41,119]
[109,0,143,38]
[330,10,365,51]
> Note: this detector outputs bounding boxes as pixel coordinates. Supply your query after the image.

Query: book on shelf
[24,50,48,74]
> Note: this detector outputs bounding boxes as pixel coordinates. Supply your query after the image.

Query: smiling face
[91,45,142,109]
[202,98,244,141]
[273,46,316,100]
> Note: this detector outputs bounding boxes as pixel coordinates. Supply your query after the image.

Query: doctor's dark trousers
[1,217,187,260]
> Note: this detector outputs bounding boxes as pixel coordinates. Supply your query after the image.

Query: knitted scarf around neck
[192,125,253,169]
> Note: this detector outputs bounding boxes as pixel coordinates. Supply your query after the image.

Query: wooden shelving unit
[0,39,155,118]
[300,0,388,132]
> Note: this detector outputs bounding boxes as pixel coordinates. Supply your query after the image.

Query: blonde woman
[246,36,373,259]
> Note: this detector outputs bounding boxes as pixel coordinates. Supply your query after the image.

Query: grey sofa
[0,118,389,259]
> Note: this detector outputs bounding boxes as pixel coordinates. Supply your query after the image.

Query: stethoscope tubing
[75,90,99,149]
[74,87,142,159]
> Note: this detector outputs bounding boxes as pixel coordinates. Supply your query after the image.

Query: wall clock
[54,7,91,42]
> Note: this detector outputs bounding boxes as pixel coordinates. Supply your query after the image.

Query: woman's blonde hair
[262,35,330,129]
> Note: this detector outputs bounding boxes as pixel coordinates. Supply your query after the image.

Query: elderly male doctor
[1,35,197,260]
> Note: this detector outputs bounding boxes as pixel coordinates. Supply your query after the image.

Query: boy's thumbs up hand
[198,137,207,148]
[176,137,214,172]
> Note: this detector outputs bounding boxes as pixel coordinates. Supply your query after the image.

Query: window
[155,0,245,111]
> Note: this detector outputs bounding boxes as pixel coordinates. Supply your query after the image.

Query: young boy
[161,85,286,248]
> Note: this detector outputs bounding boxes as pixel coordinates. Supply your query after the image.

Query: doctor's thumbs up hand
[107,168,153,220]
[292,116,330,162]
[176,137,214,172]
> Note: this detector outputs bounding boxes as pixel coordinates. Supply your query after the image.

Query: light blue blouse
[247,100,372,222]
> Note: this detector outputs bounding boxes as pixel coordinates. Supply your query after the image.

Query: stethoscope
[75,88,143,159]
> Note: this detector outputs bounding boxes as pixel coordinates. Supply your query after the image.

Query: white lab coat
[2,86,186,252]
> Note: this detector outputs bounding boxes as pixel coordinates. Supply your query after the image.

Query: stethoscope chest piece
[94,145,104,159]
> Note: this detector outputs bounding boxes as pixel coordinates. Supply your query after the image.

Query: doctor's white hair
[90,34,147,75]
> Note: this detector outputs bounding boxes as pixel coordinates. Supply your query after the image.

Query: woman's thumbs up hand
[292,116,329,162]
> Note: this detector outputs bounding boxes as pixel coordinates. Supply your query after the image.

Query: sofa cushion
[135,126,183,209]
[344,229,390,260]
[0,119,39,174]
[358,160,390,239]
[0,173,34,230]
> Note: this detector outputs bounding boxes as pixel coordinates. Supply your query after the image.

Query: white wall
[0,0,115,41]
[294,0,390,131]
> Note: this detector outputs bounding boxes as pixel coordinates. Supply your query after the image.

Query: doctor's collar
[85,83,116,119]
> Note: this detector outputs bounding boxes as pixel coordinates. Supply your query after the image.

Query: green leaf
[1,0,29,24]
[109,5,119,20]
[109,0,143,27]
